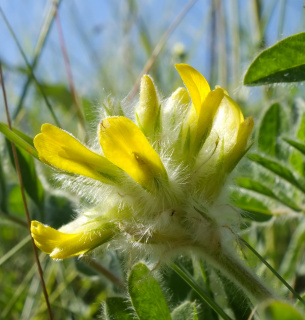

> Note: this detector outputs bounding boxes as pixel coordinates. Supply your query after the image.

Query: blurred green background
[1,1,305,319]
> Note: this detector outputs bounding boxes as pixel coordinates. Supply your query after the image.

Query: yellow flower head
[31,64,253,260]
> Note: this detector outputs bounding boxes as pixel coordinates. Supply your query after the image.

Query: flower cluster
[31,64,253,261]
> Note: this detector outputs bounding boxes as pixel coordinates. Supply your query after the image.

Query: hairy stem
[199,242,275,303]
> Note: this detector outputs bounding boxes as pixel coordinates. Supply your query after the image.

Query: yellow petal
[175,63,210,115]
[225,116,254,172]
[209,94,244,154]
[34,124,122,184]
[194,88,225,153]
[136,75,159,136]
[98,117,167,189]
[31,220,116,259]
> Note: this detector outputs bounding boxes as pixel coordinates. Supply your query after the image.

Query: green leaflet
[230,187,273,222]
[283,138,305,156]
[236,177,274,198]
[104,297,134,320]
[257,103,288,158]
[44,195,75,229]
[0,123,38,159]
[239,238,305,308]
[171,264,233,320]
[285,137,305,178]
[247,153,305,193]
[161,260,192,305]
[259,300,303,320]
[244,32,305,85]
[171,301,198,320]
[6,142,44,212]
[279,220,305,280]
[233,102,305,219]
[128,263,171,320]
[235,177,302,212]
[8,185,25,216]
[217,272,252,320]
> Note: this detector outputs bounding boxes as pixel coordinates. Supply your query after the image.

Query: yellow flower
[31,220,117,259]
[31,64,253,260]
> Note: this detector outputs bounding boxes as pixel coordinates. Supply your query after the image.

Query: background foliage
[1,0,305,319]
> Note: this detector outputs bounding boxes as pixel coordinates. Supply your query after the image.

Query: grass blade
[171,263,233,320]
[0,235,31,266]
[239,237,305,307]
[0,62,53,320]
[0,6,61,128]
[13,0,62,120]
[0,123,38,159]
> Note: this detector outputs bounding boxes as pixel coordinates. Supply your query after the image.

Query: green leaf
[230,188,273,222]
[128,262,171,320]
[244,32,305,85]
[39,83,73,110]
[283,137,305,155]
[45,195,74,228]
[247,153,305,193]
[104,297,134,320]
[195,262,218,320]
[289,109,305,176]
[258,103,288,158]
[235,177,302,212]
[0,123,38,159]
[289,150,305,178]
[0,153,7,212]
[259,300,303,320]
[280,220,305,279]
[240,238,305,308]
[217,272,252,320]
[161,260,192,305]
[171,301,198,320]
[297,110,305,141]
[171,264,233,320]
[6,142,44,211]
[236,177,275,198]
[8,185,24,216]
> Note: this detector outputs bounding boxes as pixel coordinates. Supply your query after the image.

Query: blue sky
[0,0,304,113]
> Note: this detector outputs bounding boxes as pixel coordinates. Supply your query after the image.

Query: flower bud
[136,75,160,138]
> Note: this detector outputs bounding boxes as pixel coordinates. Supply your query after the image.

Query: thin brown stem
[126,0,198,102]
[54,2,86,133]
[0,6,61,128]
[0,63,53,320]
[0,211,28,228]
[84,256,125,290]
[13,0,62,121]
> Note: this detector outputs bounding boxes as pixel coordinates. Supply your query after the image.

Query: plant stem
[84,257,125,290]
[0,63,54,320]
[196,240,275,303]
[240,237,305,307]
[211,247,274,302]
[54,3,86,134]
